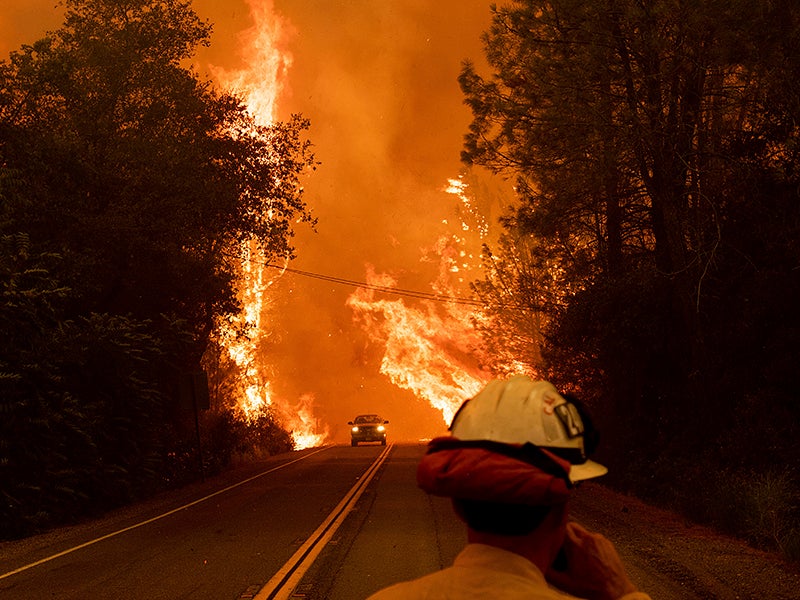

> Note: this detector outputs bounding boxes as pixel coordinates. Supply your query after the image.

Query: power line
[263,262,487,307]
[225,249,531,311]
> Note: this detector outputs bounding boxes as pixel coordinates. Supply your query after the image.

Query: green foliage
[696,467,800,560]
[1,0,315,326]
[610,449,800,559]
[0,252,169,535]
[739,469,800,557]
[158,403,295,487]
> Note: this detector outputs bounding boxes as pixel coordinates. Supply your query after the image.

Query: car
[348,414,389,446]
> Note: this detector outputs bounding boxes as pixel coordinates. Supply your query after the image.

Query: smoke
[0,3,60,57]
[253,1,503,442]
[1,0,509,443]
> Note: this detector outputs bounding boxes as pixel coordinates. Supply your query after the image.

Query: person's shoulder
[365,582,426,600]
[365,570,446,600]
[365,585,403,600]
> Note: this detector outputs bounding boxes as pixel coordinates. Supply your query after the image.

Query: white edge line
[0,447,330,581]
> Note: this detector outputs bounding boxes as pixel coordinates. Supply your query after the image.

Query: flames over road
[3,445,799,600]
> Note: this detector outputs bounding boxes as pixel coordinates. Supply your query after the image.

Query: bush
[741,469,800,559]
[605,440,800,562]
[198,404,295,472]
[703,467,800,559]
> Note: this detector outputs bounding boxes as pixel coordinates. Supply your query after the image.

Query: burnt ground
[571,483,800,600]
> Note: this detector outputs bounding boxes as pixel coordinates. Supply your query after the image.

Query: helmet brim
[569,459,608,482]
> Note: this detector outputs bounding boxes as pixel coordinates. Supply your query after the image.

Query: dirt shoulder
[571,482,800,600]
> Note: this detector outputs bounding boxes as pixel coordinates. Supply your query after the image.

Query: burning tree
[206,0,328,449]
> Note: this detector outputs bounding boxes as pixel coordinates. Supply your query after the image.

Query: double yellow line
[254,443,393,600]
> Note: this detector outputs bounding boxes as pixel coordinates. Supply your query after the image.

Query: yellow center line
[255,444,393,600]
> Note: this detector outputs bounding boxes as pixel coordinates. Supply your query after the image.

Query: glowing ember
[444,175,542,380]
[211,0,325,449]
[444,176,489,238]
[346,176,531,425]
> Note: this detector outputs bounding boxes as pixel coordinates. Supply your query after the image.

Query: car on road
[348,414,389,446]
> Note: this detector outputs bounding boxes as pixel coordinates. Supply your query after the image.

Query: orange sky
[1,0,511,443]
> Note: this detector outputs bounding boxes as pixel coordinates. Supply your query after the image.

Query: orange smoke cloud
[1,0,508,444]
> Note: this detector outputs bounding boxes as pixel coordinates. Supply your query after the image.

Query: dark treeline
[0,0,314,539]
[464,1,800,558]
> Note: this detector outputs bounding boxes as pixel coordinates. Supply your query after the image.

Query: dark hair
[452,498,552,536]
[561,393,600,457]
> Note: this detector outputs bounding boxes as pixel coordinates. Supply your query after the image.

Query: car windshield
[354,415,382,424]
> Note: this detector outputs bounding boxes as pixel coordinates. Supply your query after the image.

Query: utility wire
[264,262,487,307]
[224,249,531,311]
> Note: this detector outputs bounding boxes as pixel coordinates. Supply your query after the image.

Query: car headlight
[351,426,359,432]
[377,425,385,432]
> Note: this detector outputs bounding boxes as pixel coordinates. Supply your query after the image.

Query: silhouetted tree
[1,0,313,332]
[462,0,800,516]
[0,0,314,536]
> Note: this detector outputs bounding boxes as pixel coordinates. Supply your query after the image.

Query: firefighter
[367,375,651,600]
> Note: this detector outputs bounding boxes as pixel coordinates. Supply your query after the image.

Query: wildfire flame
[347,265,490,424]
[275,393,326,450]
[210,0,291,128]
[345,175,525,425]
[211,2,513,444]
[211,0,327,449]
[346,180,498,423]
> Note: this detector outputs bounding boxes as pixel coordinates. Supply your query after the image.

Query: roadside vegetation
[462,0,800,560]
[0,0,310,539]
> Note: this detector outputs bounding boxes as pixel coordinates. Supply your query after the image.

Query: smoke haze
[1,0,510,443]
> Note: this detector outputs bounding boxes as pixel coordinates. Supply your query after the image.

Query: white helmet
[449,375,607,482]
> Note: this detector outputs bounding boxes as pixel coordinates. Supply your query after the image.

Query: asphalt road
[0,443,458,600]
[2,443,798,599]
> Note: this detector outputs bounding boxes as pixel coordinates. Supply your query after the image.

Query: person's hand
[545,521,639,600]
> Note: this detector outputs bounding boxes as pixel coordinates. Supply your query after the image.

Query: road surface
[1,443,798,599]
